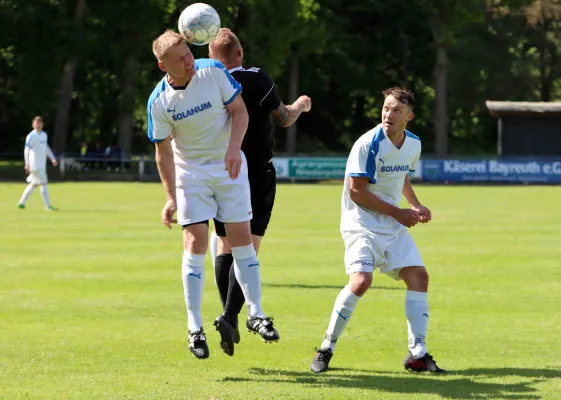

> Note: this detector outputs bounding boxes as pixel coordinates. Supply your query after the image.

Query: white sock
[19,184,35,205]
[182,252,206,332]
[232,244,265,318]
[210,231,218,284]
[320,286,361,352]
[40,185,51,207]
[405,290,429,357]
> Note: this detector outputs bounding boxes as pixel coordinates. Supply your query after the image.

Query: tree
[53,0,87,154]
[522,0,561,101]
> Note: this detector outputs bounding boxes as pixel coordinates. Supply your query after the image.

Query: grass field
[1,182,560,400]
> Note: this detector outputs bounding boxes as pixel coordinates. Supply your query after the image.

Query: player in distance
[16,116,58,211]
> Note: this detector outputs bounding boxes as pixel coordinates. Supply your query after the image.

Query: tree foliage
[0,0,560,155]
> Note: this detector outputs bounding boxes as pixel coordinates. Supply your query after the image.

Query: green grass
[1,182,560,400]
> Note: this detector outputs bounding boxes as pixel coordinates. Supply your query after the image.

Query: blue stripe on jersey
[196,58,241,105]
[366,126,386,184]
[224,87,241,105]
[405,130,420,141]
[147,78,167,143]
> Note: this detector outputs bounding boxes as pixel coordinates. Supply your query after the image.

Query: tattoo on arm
[271,103,302,128]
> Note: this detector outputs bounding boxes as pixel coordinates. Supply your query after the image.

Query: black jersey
[229,66,281,166]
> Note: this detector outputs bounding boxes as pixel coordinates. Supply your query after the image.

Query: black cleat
[233,317,240,344]
[188,328,209,359]
[246,317,280,342]
[311,348,333,373]
[214,315,236,356]
[404,352,446,373]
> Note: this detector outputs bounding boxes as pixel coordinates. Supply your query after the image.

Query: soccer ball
[178,3,221,46]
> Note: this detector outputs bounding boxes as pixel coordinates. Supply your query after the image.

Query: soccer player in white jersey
[310,87,446,374]
[147,30,279,360]
[16,116,58,211]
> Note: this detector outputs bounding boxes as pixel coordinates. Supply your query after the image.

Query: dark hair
[382,87,415,110]
[33,116,43,122]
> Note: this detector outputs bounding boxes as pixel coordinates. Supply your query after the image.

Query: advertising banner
[422,159,561,183]
[273,157,422,181]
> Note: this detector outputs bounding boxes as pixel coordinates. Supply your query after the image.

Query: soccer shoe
[246,317,280,342]
[45,206,59,211]
[16,204,25,209]
[213,315,236,357]
[310,348,333,373]
[234,323,240,344]
[403,352,446,373]
[188,328,209,359]
[231,316,240,344]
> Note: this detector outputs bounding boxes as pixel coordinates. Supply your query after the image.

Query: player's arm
[148,100,176,227]
[271,97,311,128]
[402,175,431,223]
[226,94,248,150]
[23,134,32,172]
[46,144,58,166]
[212,63,246,179]
[402,175,421,207]
[155,137,175,201]
[349,177,419,228]
[155,136,177,228]
[257,70,311,127]
[225,94,248,180]
[24,146,30,170]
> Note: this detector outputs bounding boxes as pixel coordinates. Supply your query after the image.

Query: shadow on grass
[263,283,402,291]
[220,367,557,399]
[460,368,561,379]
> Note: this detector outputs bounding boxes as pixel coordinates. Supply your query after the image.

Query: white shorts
[26,169,48,185]
[176,159,252,226]
[343,229,423,280]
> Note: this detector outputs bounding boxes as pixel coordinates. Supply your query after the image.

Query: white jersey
[24,130,54,171]
[147,59,241,168]
[340,124,421,236]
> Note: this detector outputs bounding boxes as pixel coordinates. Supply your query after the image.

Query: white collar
[228,66,244,73]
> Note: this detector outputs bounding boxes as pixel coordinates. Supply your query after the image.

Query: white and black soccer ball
[178,3,221,46]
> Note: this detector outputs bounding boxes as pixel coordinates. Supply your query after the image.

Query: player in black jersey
[208,28,311,356]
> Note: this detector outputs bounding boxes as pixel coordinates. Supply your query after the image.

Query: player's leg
[36,170,56,210]
[385,231,445,373]
[222,161,276,334]
[212,220,233,308]
[215,161,275,322]
[224,221,279,341]
[177,179,216,359]
[182,222,210,359]
[211,219,240,355]
[311,232,378,373]
[212,227,239,356]
[17,184,36,208]
[18,171,42,208]
[221,215,270,325]
[40,184,54,210]
[400,266,429,354]
[209,229,219,268]
[215,162,279,344]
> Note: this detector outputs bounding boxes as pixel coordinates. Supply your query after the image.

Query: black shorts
[215,161,276,237]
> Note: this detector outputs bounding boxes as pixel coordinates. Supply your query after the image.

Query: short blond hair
[152,30,185,60]
[209,28,241,63]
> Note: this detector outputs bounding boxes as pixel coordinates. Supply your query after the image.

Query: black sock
[214,254,234,308]
[224,262,246,323]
